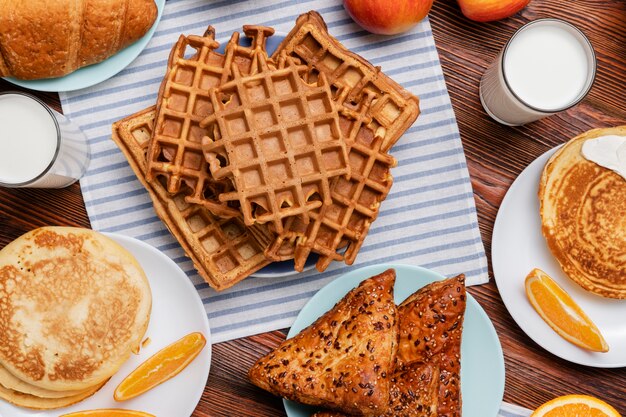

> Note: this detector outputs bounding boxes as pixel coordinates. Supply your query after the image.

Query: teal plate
[284,264,505,417]
[2,0,166,92]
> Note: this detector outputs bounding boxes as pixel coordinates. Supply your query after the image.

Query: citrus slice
[525,268,608,352]
[530,394,621,417]
[114,332,207,401]
[61,410,155,417]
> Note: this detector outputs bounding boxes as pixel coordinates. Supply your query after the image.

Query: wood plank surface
[0,0,624,415]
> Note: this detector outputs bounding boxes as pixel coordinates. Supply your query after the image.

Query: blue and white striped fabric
[59,0,488,343]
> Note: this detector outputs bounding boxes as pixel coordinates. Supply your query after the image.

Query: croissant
[0,0,157,80]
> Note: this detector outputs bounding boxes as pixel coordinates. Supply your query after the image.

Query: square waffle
[273,11,420,152]
[264,11,420,271]
[200,54,350,234]
[266,91,397,271]
[147,25,277,219]
[112,107,271,291]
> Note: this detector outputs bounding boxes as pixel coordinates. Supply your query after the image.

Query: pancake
[0,227,152,392]
[0,364,91,398]
[539,126,626,299]
[0,378,105,410]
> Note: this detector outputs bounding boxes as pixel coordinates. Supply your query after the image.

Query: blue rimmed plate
[283,264,505,417]
[3,0,166,92]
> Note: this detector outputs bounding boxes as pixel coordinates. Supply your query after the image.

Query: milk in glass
[480,19,596,126]
[0,93,89,188]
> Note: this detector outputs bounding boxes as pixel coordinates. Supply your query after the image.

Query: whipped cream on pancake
[581,135,626,180]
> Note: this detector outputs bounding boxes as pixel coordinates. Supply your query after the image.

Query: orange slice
[525,268,608,352]
[530,394,621,417]
[114,332,207,401]
[61,410,155,417]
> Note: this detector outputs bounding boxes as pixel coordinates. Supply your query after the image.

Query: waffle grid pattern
[147,27,277,219]
[267,92,397,271]
[201,56,349,233]
[274,12,420,153]
[66,3,489,339]
[113,107,271,290]
[265,12,417,271]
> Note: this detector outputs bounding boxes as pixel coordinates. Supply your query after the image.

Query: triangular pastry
[397,275,466,367]
[398,275,466,417]
[311,363,438,417]
[248,269,398,416]
[310,275,466,417]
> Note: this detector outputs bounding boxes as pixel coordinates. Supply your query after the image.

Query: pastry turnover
[248,269,398,416]
[250,272,466,417]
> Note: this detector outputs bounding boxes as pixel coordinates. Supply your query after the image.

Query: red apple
[343,0,434,35]
[457,0,530,22]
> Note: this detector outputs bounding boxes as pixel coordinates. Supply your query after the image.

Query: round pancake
[0,227,152,391]
[0,364,91,398]
[539,126,626,298]
[0,378,105,410]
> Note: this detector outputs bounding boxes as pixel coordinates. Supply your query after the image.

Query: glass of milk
[0,92,90,188]
[479,19,596,126]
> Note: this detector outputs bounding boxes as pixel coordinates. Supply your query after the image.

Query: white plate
[0,232,211,416]
[492,147,626,367]
[251,256,317,278]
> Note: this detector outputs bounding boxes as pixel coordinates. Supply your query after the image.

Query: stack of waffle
[112,11,420,291]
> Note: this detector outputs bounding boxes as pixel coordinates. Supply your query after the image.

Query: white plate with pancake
[0,232,211,416]
[493,147,626,367]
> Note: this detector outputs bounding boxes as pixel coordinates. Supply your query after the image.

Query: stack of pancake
[539,126,626,299]
[0,227,152,409]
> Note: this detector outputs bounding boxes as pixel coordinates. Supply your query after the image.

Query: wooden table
[1,1,624,415]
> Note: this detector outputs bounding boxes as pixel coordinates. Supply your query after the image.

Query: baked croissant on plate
[0,0,157,80]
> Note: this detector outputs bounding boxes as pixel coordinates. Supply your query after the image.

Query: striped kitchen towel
[59,0,488,343]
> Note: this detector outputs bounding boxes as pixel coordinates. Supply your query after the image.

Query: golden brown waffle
[266,91,396,271]
[200,53,350,234]
[273,11,420,152]
[264,11,419,271]
[147,25,277,219]
[112,106,271,291]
